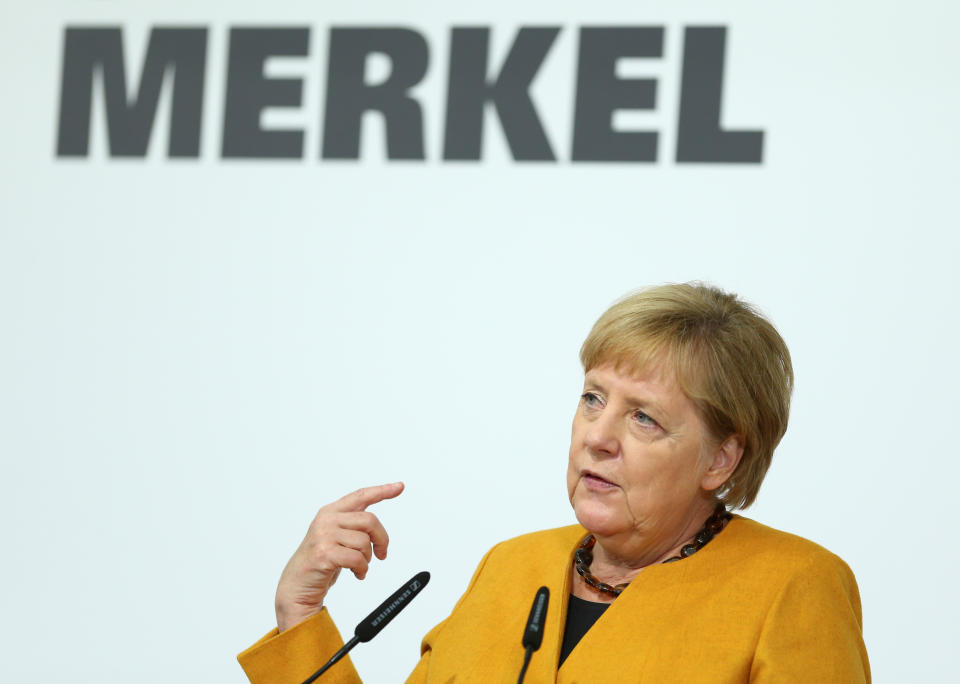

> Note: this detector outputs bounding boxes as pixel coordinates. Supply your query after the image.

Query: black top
[558,594,610,666]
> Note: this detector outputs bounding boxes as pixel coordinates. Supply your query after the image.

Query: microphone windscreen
[522,586,550,650]
[354,571,431,643]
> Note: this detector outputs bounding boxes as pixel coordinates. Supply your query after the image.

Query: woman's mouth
[582,471,617,491]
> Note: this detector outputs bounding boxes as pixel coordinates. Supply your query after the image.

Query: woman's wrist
[276,596,323,633]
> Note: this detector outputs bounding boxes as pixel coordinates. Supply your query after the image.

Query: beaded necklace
[573,502,732,597]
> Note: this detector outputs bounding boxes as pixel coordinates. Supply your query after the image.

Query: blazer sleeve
[750,552,871,683]
[239,545,498,684]
[237,608,361,684]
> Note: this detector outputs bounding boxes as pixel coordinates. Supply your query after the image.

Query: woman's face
[567,360,727,553]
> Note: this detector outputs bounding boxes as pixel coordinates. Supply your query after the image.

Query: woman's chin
[573,500,626,537]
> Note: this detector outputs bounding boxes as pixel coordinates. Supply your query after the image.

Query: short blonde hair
[580,283,793,509]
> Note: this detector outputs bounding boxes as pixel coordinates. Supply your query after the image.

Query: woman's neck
[573,498,720,601]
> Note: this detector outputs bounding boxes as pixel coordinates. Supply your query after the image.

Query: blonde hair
[579,283,793,509]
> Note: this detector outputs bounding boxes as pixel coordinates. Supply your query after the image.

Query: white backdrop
[2,1,959,682]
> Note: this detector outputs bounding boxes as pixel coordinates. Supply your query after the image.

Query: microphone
[517,586,549,684]
[301,571,431,684]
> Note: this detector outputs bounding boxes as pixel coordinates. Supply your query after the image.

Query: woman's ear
[702,434,744,492]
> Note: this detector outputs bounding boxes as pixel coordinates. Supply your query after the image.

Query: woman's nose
[584,415,620,458]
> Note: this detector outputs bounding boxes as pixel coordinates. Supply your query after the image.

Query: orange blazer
[238,517,870,683]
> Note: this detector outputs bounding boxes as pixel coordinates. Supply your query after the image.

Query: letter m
[56,27,207,157]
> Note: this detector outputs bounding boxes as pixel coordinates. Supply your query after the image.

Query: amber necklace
[573,502,732,597]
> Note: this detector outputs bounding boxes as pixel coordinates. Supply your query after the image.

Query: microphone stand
[302,636,359,684]
[517,646,536,684]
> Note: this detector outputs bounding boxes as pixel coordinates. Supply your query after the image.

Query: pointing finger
[334,482,405,513]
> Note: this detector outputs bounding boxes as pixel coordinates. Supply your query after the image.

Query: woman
[238,283,870,683]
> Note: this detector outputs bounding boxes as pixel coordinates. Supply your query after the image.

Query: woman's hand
[275,482,405,632]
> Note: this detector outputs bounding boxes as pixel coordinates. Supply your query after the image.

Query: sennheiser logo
[370,580,421,627]
[55,25,764,163]
[530,596,546,630]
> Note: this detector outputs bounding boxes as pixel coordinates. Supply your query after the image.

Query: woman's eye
[581,392,602,407]
[633,410,658,427]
